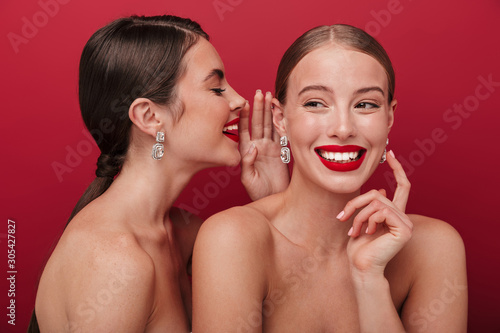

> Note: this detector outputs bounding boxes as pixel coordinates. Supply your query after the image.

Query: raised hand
[337,150,413,275]
[239,90,290,201]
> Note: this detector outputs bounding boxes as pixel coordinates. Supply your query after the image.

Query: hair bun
[95,153,122,178]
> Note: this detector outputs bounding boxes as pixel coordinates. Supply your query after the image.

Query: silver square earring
[152,131,165,160]
[280,136,290,164]
[380,138,389,163]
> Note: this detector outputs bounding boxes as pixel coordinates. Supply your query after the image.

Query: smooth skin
[192,43,467,332]
[35,39,288,333]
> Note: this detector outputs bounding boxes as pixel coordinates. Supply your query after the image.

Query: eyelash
[355,102,380,109]
[303,101,381,110]
[303,101,325,108]
[211,88,226,96]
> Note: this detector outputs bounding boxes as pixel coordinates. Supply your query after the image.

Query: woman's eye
[355,102,379,109]
[211,88,226,96]
[304,101,325,108]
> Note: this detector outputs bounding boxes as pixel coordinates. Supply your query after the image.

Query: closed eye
[211,88,226,96]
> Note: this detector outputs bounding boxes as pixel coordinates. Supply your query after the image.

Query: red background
[1,0,499,332]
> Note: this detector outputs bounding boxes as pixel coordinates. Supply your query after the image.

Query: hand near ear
[239,90,290,201]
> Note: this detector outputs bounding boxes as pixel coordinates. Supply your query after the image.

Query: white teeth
[318,149,361,163]
[223,124,238,132]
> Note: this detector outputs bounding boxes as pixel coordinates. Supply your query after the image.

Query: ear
[271,98,287,137]
[128,98,167,138]
[387,99,397,130]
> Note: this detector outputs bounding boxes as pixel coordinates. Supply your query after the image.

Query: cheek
[287,114,324,144]
[357,115,390,143]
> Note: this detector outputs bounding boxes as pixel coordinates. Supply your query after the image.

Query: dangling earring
[280,136,290,164]
[152,131,165,160]
[380,138,389,163]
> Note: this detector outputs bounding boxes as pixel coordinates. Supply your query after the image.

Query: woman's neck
[277,167,361,251]
[103,153,199,229]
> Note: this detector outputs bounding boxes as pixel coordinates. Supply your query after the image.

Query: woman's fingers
[251,90,264,139]
[238,100,251,143]
[364,208,389,235]
[386,150,411,212]
[352,203,412,238]
[350,199,388,236]
[337,151,412,238]
[340,186,412,237]
[337,189,386,222]
[338,151,410,221]
[263,91,274,139]
[349,198,403,236]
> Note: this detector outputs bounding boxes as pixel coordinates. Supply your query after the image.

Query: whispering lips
[223,118,239,143]
[315,145,367,172]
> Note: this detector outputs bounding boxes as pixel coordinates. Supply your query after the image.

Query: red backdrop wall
[1,0,499,332]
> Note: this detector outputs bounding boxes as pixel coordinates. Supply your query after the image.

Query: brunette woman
[30,15,288,332]
[193,24,467,332]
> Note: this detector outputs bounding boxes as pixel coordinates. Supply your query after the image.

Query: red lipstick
[315,145,366,172]
[223,118,239,143]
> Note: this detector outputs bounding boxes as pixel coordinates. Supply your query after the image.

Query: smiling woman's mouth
[315,149,365,163]
[223,118,239,142]
[315,145,366,171]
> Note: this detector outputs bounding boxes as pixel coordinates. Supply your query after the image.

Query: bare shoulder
[46,207,156,293]
[55,216,156,296]
[37,214,156,331]
[192,205,273,329]
[401,214,466,271]
[193,205,274,279]
[407,214,465,252]
[195,191,283,245]
[196,205,273,250]
[63,209,153,263]
[397,219,468,331]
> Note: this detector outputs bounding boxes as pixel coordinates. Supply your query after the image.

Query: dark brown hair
[275,24,395,105]
[69,15,208,224]
[28,14,208,333]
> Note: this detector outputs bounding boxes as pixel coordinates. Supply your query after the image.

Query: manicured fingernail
[336,211,345,219]
[266,91,271,95]
[256,89,262,94]
[389,150,395,158]
[248,143,255,154]
[365,227,370,234]
[348,226,353,236]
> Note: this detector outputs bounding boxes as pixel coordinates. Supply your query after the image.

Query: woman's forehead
[288,44,388,95]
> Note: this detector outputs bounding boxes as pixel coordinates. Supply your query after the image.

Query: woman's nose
[228,87,246,112]
[326,107,357,140]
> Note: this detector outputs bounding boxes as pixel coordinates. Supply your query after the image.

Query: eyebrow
[355,86,385,96]
[203,69,224,82]
[298,85,333,96]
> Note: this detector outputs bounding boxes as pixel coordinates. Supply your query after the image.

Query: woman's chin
[225,153,241,168]
[310,172,368,195]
